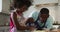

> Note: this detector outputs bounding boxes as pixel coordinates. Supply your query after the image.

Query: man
[32,8,53,30]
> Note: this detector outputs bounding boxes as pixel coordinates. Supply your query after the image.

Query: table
[31,29,60,32]
[33,30,46,32]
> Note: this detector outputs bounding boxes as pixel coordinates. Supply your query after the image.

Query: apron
[10,12,26,32]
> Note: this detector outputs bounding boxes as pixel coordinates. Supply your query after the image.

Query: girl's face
[39,14,49,22]
[16,5,27,14]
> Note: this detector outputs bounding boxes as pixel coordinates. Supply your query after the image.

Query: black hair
[13,0,32,8]
[40,8,49,14]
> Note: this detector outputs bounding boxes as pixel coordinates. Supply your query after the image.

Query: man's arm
[45,16,54,29]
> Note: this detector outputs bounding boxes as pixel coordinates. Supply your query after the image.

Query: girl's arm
[13,12,29,30]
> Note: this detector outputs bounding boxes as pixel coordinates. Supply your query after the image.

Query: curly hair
[13,0,32,8]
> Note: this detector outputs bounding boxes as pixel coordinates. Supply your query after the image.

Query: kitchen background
[0,0,60,32]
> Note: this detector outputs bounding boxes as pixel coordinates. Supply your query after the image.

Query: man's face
[39,14,48,22]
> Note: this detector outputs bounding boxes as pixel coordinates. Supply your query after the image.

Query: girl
[10,0,32,32]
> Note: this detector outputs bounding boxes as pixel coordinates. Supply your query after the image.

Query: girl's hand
[29,27,35,31]
[19,18,28,26]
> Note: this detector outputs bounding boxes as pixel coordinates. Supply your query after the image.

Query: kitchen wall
[55,0,60,24]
